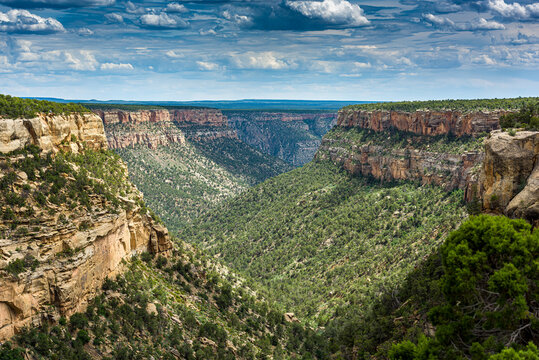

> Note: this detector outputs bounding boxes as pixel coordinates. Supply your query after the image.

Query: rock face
[95,108,227,127]
[317,136,483,194]
[338,109,505,136]
[227,111,337,166]
[479,130,539,223]
[94,108,237,147]
[0,113,107,154]
[0,113,172,340]
[105,122,186,149]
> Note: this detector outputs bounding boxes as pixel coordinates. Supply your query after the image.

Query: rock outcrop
[0,113,172,340]
[104,122,186,149]
[317,136,483,193]
[0,113,107,154]
[338,109,505,136]
[479,130,539,223]
[227,111,337,166]
[95,108,227,127]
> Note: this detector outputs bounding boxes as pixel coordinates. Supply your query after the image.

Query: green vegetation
[500,102,539,130]
[0,242,323,359]
[191,137,293,185]
[328,215,538,359]
[114,138,291,233]
[344,97,538,112]
[226,110,336,166]
[324,126,486,154]
[84,103,209,111]
[0,94,89,118]
[181,160,467,323]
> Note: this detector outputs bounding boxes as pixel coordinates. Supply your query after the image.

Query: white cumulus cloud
[232,52,295,70]
[423,13,455,28]
[105,13,123,23]
[466,18,505,30]
[100,62,134,70]
[0,9,64,33]
[286,0,370,27]
[486,0,539,20]
[166,2,187,13]
[140,12,188,29]
[196,61,221,71]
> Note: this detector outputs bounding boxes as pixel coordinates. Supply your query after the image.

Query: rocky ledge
[0,113,172,340]
[94,108,228,127]
[338,109,506,136]
[479,130,539,223]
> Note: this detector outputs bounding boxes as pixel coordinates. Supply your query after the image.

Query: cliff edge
[0,112,172,340]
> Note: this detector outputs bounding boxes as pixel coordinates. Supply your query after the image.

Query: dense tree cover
[191,138,293,185]
[0,242,323,359]
[181,160,467,324]
[0,94,89,118]
[344,97,538,112]
[85,103,209,111]
[329,215,538,359]
[114,138,291,233]
[227,110,336,165]
[500,102,539,130]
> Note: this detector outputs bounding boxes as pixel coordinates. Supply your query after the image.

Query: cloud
[139,12,188,29]
[472,54,497,65]
[466,17,505,30]
[166,2,188,13]
[286,0,370,27]
[423,13,455,28]
[165,50,184,58]
[231,51,295,70]
[100,62,134,70]
[66,50,98,70]
[423,13,505,31]
[486,0,539,20]
[222,9,252,26]
[77,27,94,35]
[0,9,65,33]
[196,61,221,70]
[105,13,123,23]
[125,1,146,14]
[0,0,113,8]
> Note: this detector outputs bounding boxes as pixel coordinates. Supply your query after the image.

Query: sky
[0,0,538,101]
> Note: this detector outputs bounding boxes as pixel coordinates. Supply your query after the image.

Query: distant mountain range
[25,97,375,110]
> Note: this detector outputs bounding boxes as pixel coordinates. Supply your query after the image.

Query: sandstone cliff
[0,113,172,340]
[0,113,106,154]
[316,130,483,194]
[479,130,539,223]
[338,109,505,136]
[94,108,237,147]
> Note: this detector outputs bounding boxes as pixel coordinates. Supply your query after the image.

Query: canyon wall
[94,108,237,148]
[317,136,482,196]
[479,130,539,223]
[338,109,505,136]
[0,113,172,340]
[0,113,107,154]
[227,111,337,166]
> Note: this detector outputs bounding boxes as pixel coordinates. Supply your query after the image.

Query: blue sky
[0,0,538,101]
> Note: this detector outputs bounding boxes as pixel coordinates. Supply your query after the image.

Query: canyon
[226,111,337,166]
[0,113,172,340]
[93,108,236,150]
[319,108,539,222]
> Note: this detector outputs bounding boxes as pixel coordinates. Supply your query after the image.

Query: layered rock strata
[94,108,227,127]
[338,109,505,136]
[0,113,172,340]
[479,130,539,223]
[0,113,106,154]
[317,136,482,194]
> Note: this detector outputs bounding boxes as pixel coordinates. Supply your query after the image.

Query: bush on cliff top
[500,102,539,130]
[0,94,89,119]
[344,97,538,112]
